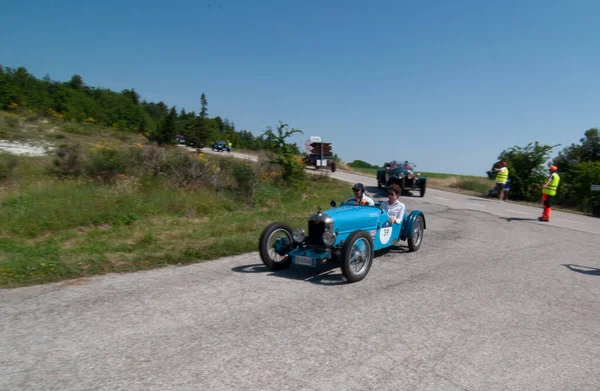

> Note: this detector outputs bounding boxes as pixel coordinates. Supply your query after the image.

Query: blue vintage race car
[258,196,426,283]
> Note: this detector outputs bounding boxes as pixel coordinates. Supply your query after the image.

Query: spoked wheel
[341,231,374,283]
[259,222,294,270]
[407,215,424,252]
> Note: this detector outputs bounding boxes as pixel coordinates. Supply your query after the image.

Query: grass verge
[0,169,349,288]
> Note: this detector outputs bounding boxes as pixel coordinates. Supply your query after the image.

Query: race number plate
[294,255,315,267]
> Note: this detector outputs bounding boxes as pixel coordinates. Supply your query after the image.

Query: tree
[200,93,208,120]
[149,106,177,145]
[69,74,84,90]
[163,106,178,143]
[262,121,303,154]
[489,141,559,201]
[262,122,305,186]
[348,160,375,169]
[186,117,213,148]
[121,88,140,105]
[552,128,600,211]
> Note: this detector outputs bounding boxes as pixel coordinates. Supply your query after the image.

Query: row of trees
[0,65,302,154]
[489,128,600,213]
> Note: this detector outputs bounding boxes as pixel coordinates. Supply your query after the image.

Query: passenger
[351,183,375,206]
[382,184,406,224]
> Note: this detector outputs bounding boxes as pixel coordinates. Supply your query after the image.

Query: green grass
[0,163,350,288]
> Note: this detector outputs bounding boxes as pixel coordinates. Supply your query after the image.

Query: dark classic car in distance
[377,160,427,197]
[211,140,231,152]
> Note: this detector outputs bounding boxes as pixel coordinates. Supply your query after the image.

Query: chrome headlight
[292,228,306,243]
[322,231,336,246]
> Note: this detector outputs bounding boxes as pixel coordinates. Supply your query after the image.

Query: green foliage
[86,142,128,183]
[348,159,376,169]
[187,117,213,146]
[261,122,306,186]
[261,121,303,155]
[228,160,259,199]
[0,152,18,181]
[200,93,208,119]
[551,129,600,211]
[489,141,558,202]
[158,148,212,189]
[148,106,178,145]
[0,65,282,153]
[48,143,84,178]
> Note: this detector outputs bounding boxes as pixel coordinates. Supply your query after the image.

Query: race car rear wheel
[407,215,424,252]
[419,182,426,197]
[340,231,374,283]
[259,222,294,270]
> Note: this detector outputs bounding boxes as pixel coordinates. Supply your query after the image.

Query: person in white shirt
[382,184,406,224]
[351,183,375,206]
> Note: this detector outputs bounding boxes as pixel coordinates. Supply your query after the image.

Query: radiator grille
[308,220,325,246]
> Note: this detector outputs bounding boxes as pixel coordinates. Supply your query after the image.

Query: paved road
[2,152,599,391]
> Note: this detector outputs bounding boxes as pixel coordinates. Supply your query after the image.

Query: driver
[352,183,375,206]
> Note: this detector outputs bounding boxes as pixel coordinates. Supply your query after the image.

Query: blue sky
[1,0,599,175]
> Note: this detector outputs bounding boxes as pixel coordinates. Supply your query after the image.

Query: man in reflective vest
[493,161,509,202]
[539,166,560,222]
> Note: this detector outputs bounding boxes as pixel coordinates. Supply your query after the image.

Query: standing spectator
[539,166,560,222]
[493,161,509,202]
[502,178,511,201]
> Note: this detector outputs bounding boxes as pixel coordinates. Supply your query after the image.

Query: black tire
[259,222,294,270]
[407,215,424,252]
[331,163,336,172]
[340,231,374,283]
[420,181,426,197]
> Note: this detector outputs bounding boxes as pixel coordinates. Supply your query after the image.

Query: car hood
[314,205,381,234]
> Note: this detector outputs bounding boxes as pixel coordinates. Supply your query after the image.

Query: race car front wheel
[341,231,374,283]
[259,222,294,270]
[407,215,424,252]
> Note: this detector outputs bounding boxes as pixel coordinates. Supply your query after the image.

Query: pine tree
[163,106,178,144]
[200,93,208,120]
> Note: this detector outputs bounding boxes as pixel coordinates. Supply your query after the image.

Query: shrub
[0,153,18,181]
[159,148,214,189]
[272,153,305,187]
[62,122,90,135]
[229,160,259,199]
[48,143,84,178]
[6,116,19,129]
[86,142,127,184]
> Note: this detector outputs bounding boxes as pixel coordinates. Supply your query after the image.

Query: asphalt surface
[2,152,600,391]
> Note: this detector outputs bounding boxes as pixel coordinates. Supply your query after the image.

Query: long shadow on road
[500,217,540,222]
[232,247,407,285]
[563,264,600,276]
[232,263,347,285]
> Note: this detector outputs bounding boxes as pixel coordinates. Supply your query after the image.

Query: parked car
[258,195,426,283]
[377,161,427,197]
[212,140,231,152]
[182,135,204,150]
